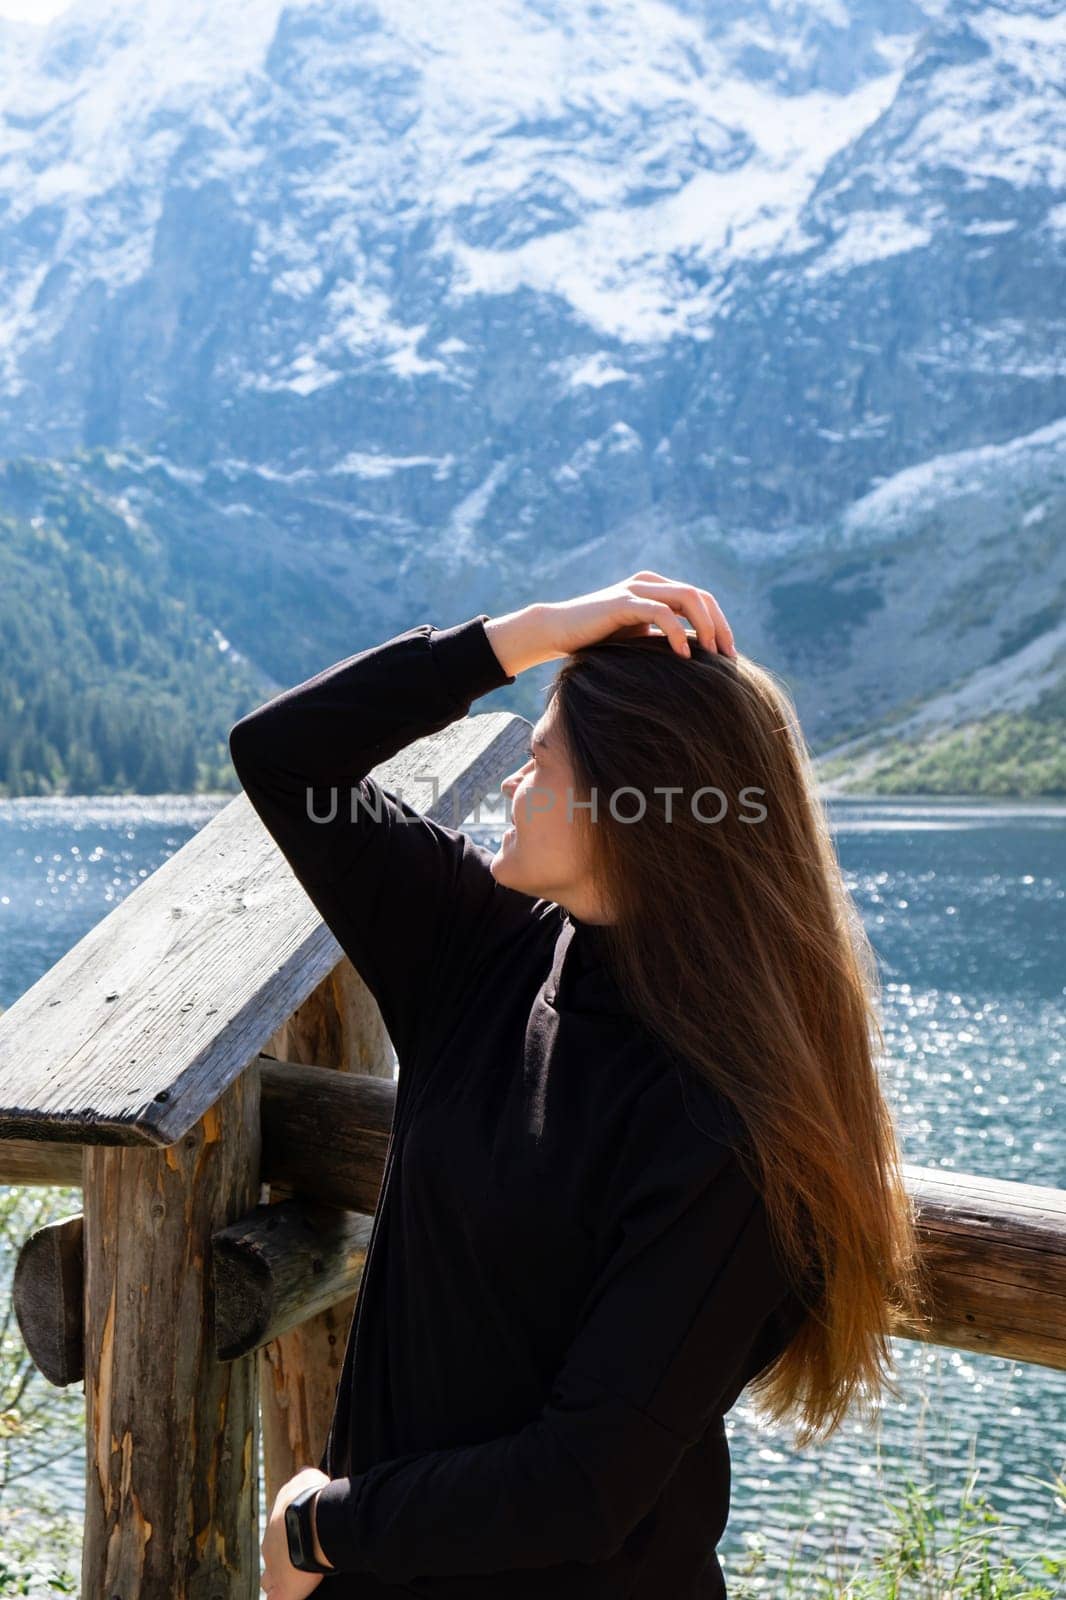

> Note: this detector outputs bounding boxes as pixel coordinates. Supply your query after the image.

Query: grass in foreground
[731,1454,1065,1598]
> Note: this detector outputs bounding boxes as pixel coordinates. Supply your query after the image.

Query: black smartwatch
[285,1483,334,1574]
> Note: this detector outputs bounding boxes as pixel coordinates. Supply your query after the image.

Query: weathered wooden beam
[0,1054,393,1199]
[898,1162,1066,1369]
[81,1065,262,1596]
[0,1139,82,1186]
[11,1141,1066,1393]
[0,710,528,1148]
[12,1054,393,1387]
[13,1191,376,1380]
[214,1197,375,1361]
[258,1053,392,1215]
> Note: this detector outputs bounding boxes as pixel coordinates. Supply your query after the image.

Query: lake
[0,792,1062,1587]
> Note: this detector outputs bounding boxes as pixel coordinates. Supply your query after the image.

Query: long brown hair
[549,632,932,1447]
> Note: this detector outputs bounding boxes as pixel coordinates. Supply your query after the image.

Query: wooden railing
[0,708,1063,1595]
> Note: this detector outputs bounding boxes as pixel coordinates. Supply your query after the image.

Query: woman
[240,572,929,1599]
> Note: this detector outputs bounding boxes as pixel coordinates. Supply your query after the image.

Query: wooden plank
[0,713,527,1148]
[0,1054,394,1202]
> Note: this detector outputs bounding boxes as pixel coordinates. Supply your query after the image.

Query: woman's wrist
[483,604,560,677]
[310,1488,334,1570]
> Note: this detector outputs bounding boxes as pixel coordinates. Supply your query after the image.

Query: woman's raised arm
[228,613,542,1074]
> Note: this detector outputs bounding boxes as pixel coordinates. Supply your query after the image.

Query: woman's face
[490,697,609,921]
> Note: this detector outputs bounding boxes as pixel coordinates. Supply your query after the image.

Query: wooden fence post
[82,1065,262,1597]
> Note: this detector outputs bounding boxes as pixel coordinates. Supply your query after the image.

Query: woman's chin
[489,828,517,881]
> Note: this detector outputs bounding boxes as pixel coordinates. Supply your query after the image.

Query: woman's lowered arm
[311,1072,795,1582]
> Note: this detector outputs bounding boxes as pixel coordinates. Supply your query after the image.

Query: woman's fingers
[628,580,718,654]
[698,587,737,657]
[628,595,693,657]
[628,574,737,658]
[684,588,722,652]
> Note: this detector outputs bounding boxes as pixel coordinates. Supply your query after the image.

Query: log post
[258,956,394,1515]
[82,1064,262,1597]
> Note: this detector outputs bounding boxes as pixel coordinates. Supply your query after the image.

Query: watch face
[285,1500,306,1563]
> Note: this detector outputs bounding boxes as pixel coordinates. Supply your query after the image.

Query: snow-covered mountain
[0,0,1063,758]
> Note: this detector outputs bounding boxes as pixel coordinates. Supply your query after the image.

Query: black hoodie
[228,613,808,1599]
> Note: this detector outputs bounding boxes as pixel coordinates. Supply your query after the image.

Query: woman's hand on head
[546,572,736,661]
[484,573,737,678]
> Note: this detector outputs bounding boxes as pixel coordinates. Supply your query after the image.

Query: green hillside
[0,459,264,798]
[816,676,1066,798]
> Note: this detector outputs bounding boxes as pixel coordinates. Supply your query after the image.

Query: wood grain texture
[0,1053,394,1204]
[897,1162,1066,1368]
[12,1211,83,1386]
[213,1197,375,1361]
[0,1138,83,1185]
[81,1064,262,1596]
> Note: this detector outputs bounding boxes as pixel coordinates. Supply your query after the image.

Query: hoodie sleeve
[311,1068,802,1582]
[227,614,536,1072]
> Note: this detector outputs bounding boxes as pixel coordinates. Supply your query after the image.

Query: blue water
[0,793,1063,1587]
